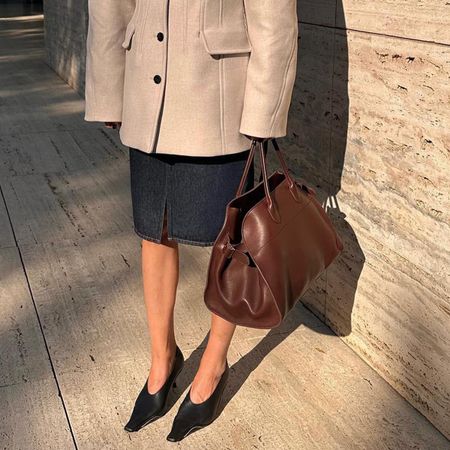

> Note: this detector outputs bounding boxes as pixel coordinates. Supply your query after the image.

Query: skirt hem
[133,227,216,247]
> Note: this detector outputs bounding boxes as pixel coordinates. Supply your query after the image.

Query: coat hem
[122,130,252,157]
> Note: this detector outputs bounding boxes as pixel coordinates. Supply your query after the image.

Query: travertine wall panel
[286,24,335,188]
[327,222,450,436]
[338,0,450,44]
[43,0,87,93]
[297,0,336,27]
[324,29,450,437]
[332,30,449,287]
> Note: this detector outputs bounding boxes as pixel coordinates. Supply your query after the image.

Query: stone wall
[43,0,87,93]
[43,0,449,438]
[288,0,450,438]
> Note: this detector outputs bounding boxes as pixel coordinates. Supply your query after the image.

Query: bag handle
[237,139,296,195]
[236,139,299,222]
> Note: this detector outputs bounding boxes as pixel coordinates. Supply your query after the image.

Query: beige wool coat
[84,0,298,157]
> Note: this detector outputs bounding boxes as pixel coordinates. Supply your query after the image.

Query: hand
[105,122,122,130]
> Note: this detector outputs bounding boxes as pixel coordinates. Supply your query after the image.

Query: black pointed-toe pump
[124,345,184,432]
[166,362,230,442]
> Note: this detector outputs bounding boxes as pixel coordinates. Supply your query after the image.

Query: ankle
[151,341,177,362]
[199,351,227,375]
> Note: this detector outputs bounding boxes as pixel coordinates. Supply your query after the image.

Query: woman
[84,0,298,442]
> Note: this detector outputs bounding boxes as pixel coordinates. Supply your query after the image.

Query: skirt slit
[129,147,254,247]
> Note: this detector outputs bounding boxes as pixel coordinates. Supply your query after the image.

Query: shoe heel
[166,363,230,442]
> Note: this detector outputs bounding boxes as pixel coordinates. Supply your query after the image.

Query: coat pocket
[122,22,136,50]
[201,28,252,55]
[200,0,252,55]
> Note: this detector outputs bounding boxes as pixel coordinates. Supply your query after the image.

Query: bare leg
[142,209,179,394]
[189,313,236,403]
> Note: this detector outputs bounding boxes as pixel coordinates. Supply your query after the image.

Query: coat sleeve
[239,0,298,139]
[84,0,136,122]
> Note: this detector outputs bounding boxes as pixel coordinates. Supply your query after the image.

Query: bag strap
[236,138,298,222]
[236,138,296,196]
[257,140,269,183]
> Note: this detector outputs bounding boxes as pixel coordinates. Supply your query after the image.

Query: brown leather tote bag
[204,139,344,329]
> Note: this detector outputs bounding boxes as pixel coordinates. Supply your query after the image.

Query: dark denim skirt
[129,147,254,246]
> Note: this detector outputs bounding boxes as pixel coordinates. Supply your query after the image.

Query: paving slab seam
[0,183,79,450]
